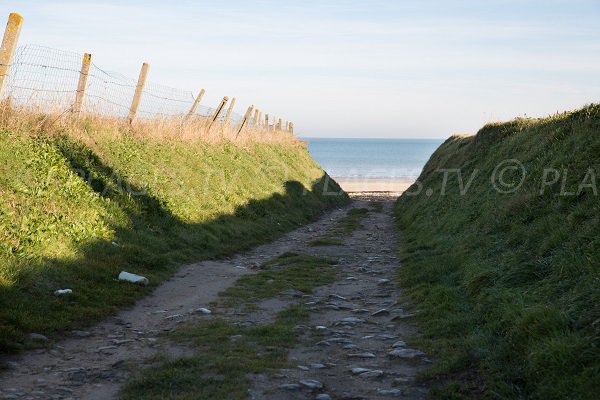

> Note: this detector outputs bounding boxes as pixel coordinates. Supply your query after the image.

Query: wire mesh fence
[1,44,246,123]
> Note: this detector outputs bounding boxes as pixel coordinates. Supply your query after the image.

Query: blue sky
[1,0,599,138]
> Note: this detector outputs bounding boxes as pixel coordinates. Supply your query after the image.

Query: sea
[304,138,443,180]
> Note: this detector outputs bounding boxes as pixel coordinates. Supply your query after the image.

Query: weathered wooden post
[73,53,92,115]
[285,121,289,131]
[128,62,149,124]
[223,96,236,126]
[186,88,205,119]
[207,96,228,131]
[258,110,263,127]
[0,13,24,97]
[289,122,294,134]
[253,108,260,126]
[277,118,282,130]
[265,114,269,129]
[273,115,277,130]
[236,105,254,138]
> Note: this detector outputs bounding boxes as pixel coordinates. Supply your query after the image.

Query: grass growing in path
[120,305,310,400]
[394,105,600,399]
[305,207,371,247]
[307,238,344,247]
[220,252,339,308]
[336,207,370,233]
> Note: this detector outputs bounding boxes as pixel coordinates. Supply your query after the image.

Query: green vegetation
[337,207,369,233]
[394,105,600,399]
[122,251,338,399]
[304,207,370,247]
[221,252,339,308]
[371,201,384,212]
[0,124,348,353]
[121,305,310,400]
[307,237,343,247]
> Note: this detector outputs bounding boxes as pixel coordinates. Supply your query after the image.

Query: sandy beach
[336,177,415,193]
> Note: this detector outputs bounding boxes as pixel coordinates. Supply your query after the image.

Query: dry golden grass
[0,99,299,147]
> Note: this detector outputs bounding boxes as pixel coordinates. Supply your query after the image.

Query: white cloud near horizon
[1,0,599,138]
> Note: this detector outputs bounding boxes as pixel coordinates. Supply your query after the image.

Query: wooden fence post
[236,105,254,138]
[186,88,205,119]
[223,96,236,126]
[128,62,149,124]
[207,96,228,131]
[265,114,269,130]
[289,122,294,134]
[277,118,282,130]
[285,121,289,131]
[0,13,24,97]
[73,53,92,115]
[253,108,260,126]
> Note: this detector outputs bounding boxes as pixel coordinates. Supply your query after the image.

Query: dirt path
[0,194,429,400]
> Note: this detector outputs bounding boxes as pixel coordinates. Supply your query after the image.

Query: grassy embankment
[395,105,599,399]
[0,109,349,353]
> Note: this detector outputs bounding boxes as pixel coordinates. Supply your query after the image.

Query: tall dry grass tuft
[0,99,300,148]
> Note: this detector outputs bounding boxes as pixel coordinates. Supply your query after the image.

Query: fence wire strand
[1,44,246,124]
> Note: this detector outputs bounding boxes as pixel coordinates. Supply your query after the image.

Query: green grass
[120,305,310,400]
[394,105,600,399]
[220,252,339,308]
[371,201,384,212]
[336,207,369,233]
[0,126,349,353]
[307,237,344,247]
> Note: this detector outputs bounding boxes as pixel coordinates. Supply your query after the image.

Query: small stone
[310,363,326,369]
[348,352,376,358]
[229,335,243,342]
[393,377,412,385]
[361,335,375,340]
[377,279,391,285]
[352,308,370,314]
[346,276,358,281]
[111,339,135,345]
[297,365,309,371]
[314,326,328,331]
[195,308,212,315]
[329,294,347,301]
[351,367,371,375]
[28,333,48,342]
[315,394,332,400]
[339,317,365,324]
[299,379,323,390]
[372,309,390,316]
[343,344,358,349]
[360,369,384,378]
[377,334,397,340]
[165,314,184,320]
[391,340,406,348]
[279,383,302,390]
[377,388,403,397]
[387,348,425,359]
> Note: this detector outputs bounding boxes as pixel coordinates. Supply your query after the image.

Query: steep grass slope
[0,121,348,353]
[395,105,599,399]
